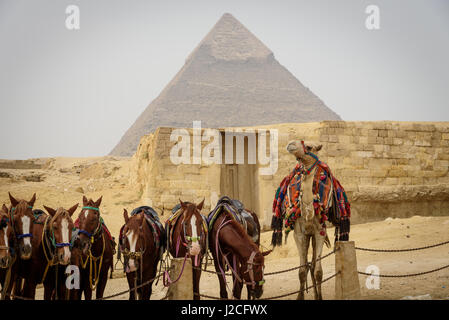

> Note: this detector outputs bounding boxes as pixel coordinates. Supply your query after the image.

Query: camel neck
[298,155,317,171]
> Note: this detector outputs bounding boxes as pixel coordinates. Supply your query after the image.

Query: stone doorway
[219,131,258,213]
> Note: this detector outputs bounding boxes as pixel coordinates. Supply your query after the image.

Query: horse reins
[40,213,73,284]
[78,206,105,290]
[163,209,207,287]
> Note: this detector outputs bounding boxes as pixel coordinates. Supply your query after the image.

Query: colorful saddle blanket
[271,160,351,246]
[206,196,246,231]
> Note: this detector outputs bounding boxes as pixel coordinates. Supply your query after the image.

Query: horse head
[77,195,102,255]
[9,192,36,260]
[0,204,14,268]
[241,249,268,299]
[122,209,146,273]
[43,204,77,265]
[179,199,206,259]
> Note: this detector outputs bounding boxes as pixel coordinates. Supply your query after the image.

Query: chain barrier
[358,263,449,278]
[10,238,449,300]
[355,239,449,253]
[192,248,338,277]
[196,272,339,300]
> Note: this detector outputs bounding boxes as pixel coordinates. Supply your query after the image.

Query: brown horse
[70,196,113,300]
[166,200,207,300]
[19,204,77,299]
[6,193,36,298]
[0,204,15,299]
[208,203,266,300]
[120,208,163,300]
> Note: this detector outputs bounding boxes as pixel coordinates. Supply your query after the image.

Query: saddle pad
[207,200,245,231]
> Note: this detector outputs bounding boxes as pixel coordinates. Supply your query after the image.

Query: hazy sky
[0,0,448,159]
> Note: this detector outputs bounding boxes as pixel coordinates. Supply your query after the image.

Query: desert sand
[1,157,448,300]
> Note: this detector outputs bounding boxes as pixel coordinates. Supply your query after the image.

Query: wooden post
[167,258,193,300]
[335,241,361,300]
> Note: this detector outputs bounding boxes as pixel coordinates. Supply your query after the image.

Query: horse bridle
[78,206,103,245]
[121,213,148,272]
[10,206,34,240]
[0,215,13,267]
[215,218,265,295]
[44,214,72,256]
[181,213,208,253]
[122,230,146,261]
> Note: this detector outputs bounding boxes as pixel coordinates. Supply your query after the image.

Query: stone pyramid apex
[186,13,273,62]
[110,13,341,156]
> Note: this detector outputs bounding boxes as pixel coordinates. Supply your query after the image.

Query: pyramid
[110,13,341,156]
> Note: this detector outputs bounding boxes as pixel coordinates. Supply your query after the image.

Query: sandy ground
[1,157,449,300]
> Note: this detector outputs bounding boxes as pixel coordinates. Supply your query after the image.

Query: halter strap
[78,229,93,238]
[11,206,33,213]
[300,140,320,175]
[82,206,100,211]
[10,205,34,235]
[16,233,32,240]
[79,207,102,242]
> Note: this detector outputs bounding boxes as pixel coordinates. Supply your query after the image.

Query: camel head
[286,140,322,162]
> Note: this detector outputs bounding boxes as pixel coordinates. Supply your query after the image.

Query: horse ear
[196,198,205,211]
[262,249,272,257]
[8,193,19,207]
[28,193,36,207]
[1,204,8,213]
[82,196,88,206]
[44,205,56,217]
[179,199,186,210]
[315,144,322,152]
[94,196,102,208]
[140,212,146,227]
[123,209,129,224]
[67,203,78,217]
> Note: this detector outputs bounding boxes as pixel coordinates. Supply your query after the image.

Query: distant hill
[110,13,341,156]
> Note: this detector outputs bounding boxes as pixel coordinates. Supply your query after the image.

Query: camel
[271,140,351,300]
[286,140,329,300]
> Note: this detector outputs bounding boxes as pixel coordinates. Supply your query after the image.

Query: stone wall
[131,121,449,228]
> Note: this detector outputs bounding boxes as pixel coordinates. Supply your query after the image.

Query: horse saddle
[207,196,259,244]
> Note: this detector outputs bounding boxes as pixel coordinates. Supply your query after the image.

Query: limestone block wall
[131,121,449,227]
[131,127,222,217]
